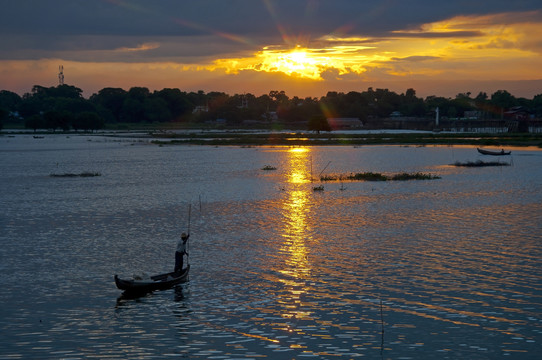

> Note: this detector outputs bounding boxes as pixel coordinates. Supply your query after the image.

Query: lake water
[1,134,541,359]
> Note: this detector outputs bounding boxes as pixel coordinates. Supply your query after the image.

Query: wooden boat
[114,265,189,293]
[477,148,511,156]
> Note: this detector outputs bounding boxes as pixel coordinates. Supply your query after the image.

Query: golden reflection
[286,147,312,184]
[282,190,310,272]
[276,146,315,321]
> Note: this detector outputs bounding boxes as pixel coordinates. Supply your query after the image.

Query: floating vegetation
[50,172,101,178]
[261,165,277,171]
[321,171,440,182]
[453,160,510,167]
[391,172,440,180]
[313,185,324,191]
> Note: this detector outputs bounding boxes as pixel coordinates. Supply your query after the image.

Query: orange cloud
[199,11,542,83]
[2,12,541,99]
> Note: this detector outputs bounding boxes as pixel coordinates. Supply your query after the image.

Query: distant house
[326,118,363,129]
[261,111,278,122]
[464,111,481,120]
[192,105,209,114]
[504,106,530,120]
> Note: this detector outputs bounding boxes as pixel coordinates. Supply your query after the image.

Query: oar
[187,203,191,235]
[187,203,191,266]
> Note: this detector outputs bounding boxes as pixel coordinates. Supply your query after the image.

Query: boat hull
[477,148,511,156]
[115,265,189,293]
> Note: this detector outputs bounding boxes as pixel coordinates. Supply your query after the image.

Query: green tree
[120,98,145,122]
[0,90,22,112]
[308,115,331,133]
[400,88,426,117]
[89,88,127,122]
[25,114,45,132]
[127,87,150,102]
[143,97,171,122]
[154,88,192,120]
[532,94,542,118]
[73,112,104,132]
[490,90,517,115]
[44,110,74,131]
[0,108,6,130]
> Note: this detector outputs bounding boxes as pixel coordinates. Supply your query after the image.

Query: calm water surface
[1,134,541,359]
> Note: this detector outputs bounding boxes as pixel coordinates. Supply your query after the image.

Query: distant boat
[114,265,189,294]
[477,148,511,156]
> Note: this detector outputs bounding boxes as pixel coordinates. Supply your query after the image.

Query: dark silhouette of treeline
[0,84,541,132]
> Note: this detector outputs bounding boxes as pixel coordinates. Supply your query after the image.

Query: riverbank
[149,131,542,147]
[3,127,542,147]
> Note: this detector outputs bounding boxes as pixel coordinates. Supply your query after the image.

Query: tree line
[1,84,541,132]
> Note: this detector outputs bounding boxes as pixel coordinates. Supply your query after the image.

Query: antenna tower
[58,65,64,86]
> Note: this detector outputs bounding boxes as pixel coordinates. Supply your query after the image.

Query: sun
[257,46,324,80]
[207,44,374,80]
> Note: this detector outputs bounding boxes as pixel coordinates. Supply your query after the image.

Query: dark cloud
[2,1,541,37]
[1,0,541,63]
[391,31,485,38]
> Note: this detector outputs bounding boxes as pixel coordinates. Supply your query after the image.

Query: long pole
[187,203,191,266]
[319,160,332,178]
[188,203,191,235]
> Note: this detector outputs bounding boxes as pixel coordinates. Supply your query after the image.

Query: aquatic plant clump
[50,172,102,178]
[261,165,277,170]
[453,160,510,167]
[320,171,440,182]
[391,172,441,180]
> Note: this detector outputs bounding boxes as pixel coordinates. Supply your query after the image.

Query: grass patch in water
[391,172,441,180]
[453,160,510,167]
[50,172,102,178]
[321,171,440,182]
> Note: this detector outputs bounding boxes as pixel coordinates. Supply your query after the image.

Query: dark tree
[0,108,6,130]
[308,115,331,133]
[0,90,22,112]
[90,88,128,122]
[154,88,193,120]
[73,112,104,132]
[25,114,45,132]
[143,97,171,122]
[490,90,518,113]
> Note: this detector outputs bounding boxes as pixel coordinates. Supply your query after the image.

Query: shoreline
[148,131,542,148]
[3,128,542,148]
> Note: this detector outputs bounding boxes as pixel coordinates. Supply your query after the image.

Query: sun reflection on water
[276,147,317,321]
[286,147,312,184]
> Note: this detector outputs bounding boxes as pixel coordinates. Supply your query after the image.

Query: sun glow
[209,45,377,80]
[202,11,542,84]
[256,46,347,80]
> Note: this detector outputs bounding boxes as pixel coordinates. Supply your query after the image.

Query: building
[326,118,363,129]
[192,105,209,114]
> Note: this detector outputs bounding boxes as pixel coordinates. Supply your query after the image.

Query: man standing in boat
[175,232,189,273]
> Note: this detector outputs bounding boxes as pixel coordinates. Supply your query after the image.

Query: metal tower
[58,65,64,86]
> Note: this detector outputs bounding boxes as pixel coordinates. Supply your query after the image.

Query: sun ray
[172,17,253,46]
[200,10,542,83]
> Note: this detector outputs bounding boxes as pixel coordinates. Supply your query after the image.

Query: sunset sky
[1,0,542,99]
